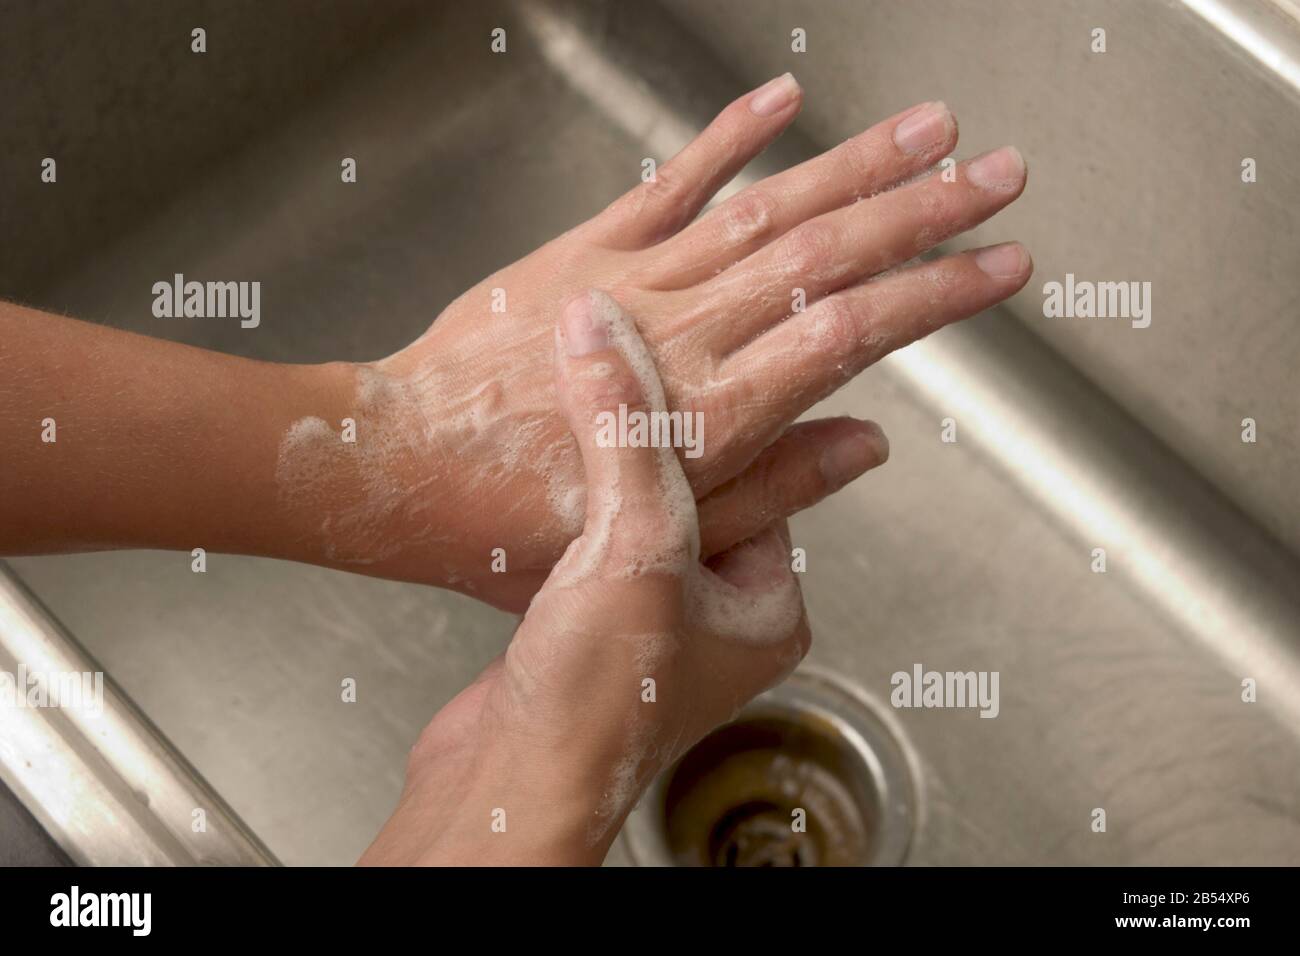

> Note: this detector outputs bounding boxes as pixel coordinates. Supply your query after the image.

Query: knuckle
[573,362,643,413]
[718,188,780,245]
[784,220,839,277]
[809,294,860,352]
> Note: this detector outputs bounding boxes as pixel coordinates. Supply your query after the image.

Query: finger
[715,242,1032,465]
[699,521,812,671]
[588,73,803,250]
[697,417,888,557]
[705,523,796,591]
[694,145,1027,356]
[553,289,698,575]
[644,101,957,290]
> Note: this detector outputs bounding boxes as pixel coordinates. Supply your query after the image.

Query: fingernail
[749,73,800,116]
[965,146,1026,191]
[562,294,608,356]
[974,242,1027,279]
[892,101,950,154]
[820,430,883,485]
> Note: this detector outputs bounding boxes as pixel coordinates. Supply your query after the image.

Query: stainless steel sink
[3,0,1298,865]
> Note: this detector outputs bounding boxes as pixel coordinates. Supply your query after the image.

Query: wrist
[435,763,613,866]
[271,359,453,581]
[263,359,372,565]
[391,706,629,866]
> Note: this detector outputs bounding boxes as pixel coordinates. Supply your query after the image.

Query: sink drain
[621,668,915,866]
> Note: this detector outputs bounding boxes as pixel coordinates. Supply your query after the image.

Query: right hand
[362,291,814,866]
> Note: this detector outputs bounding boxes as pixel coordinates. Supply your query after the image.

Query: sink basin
[3,0,1298,865]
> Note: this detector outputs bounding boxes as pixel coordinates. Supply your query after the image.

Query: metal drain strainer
[621,668,916,866]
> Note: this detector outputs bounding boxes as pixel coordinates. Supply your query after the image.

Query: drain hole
[663,715,877,867]
[621,671,915,867]
[710,800,816,867]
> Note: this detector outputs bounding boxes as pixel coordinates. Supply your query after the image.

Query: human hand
[283,75,1028,609]
[359,291,811,865]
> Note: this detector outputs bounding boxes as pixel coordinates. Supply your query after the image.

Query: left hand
[282,81,1026,611]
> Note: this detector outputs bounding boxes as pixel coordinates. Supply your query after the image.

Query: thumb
[552,289,698,579]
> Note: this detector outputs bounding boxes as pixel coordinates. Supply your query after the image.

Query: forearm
[0,301,354,563]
